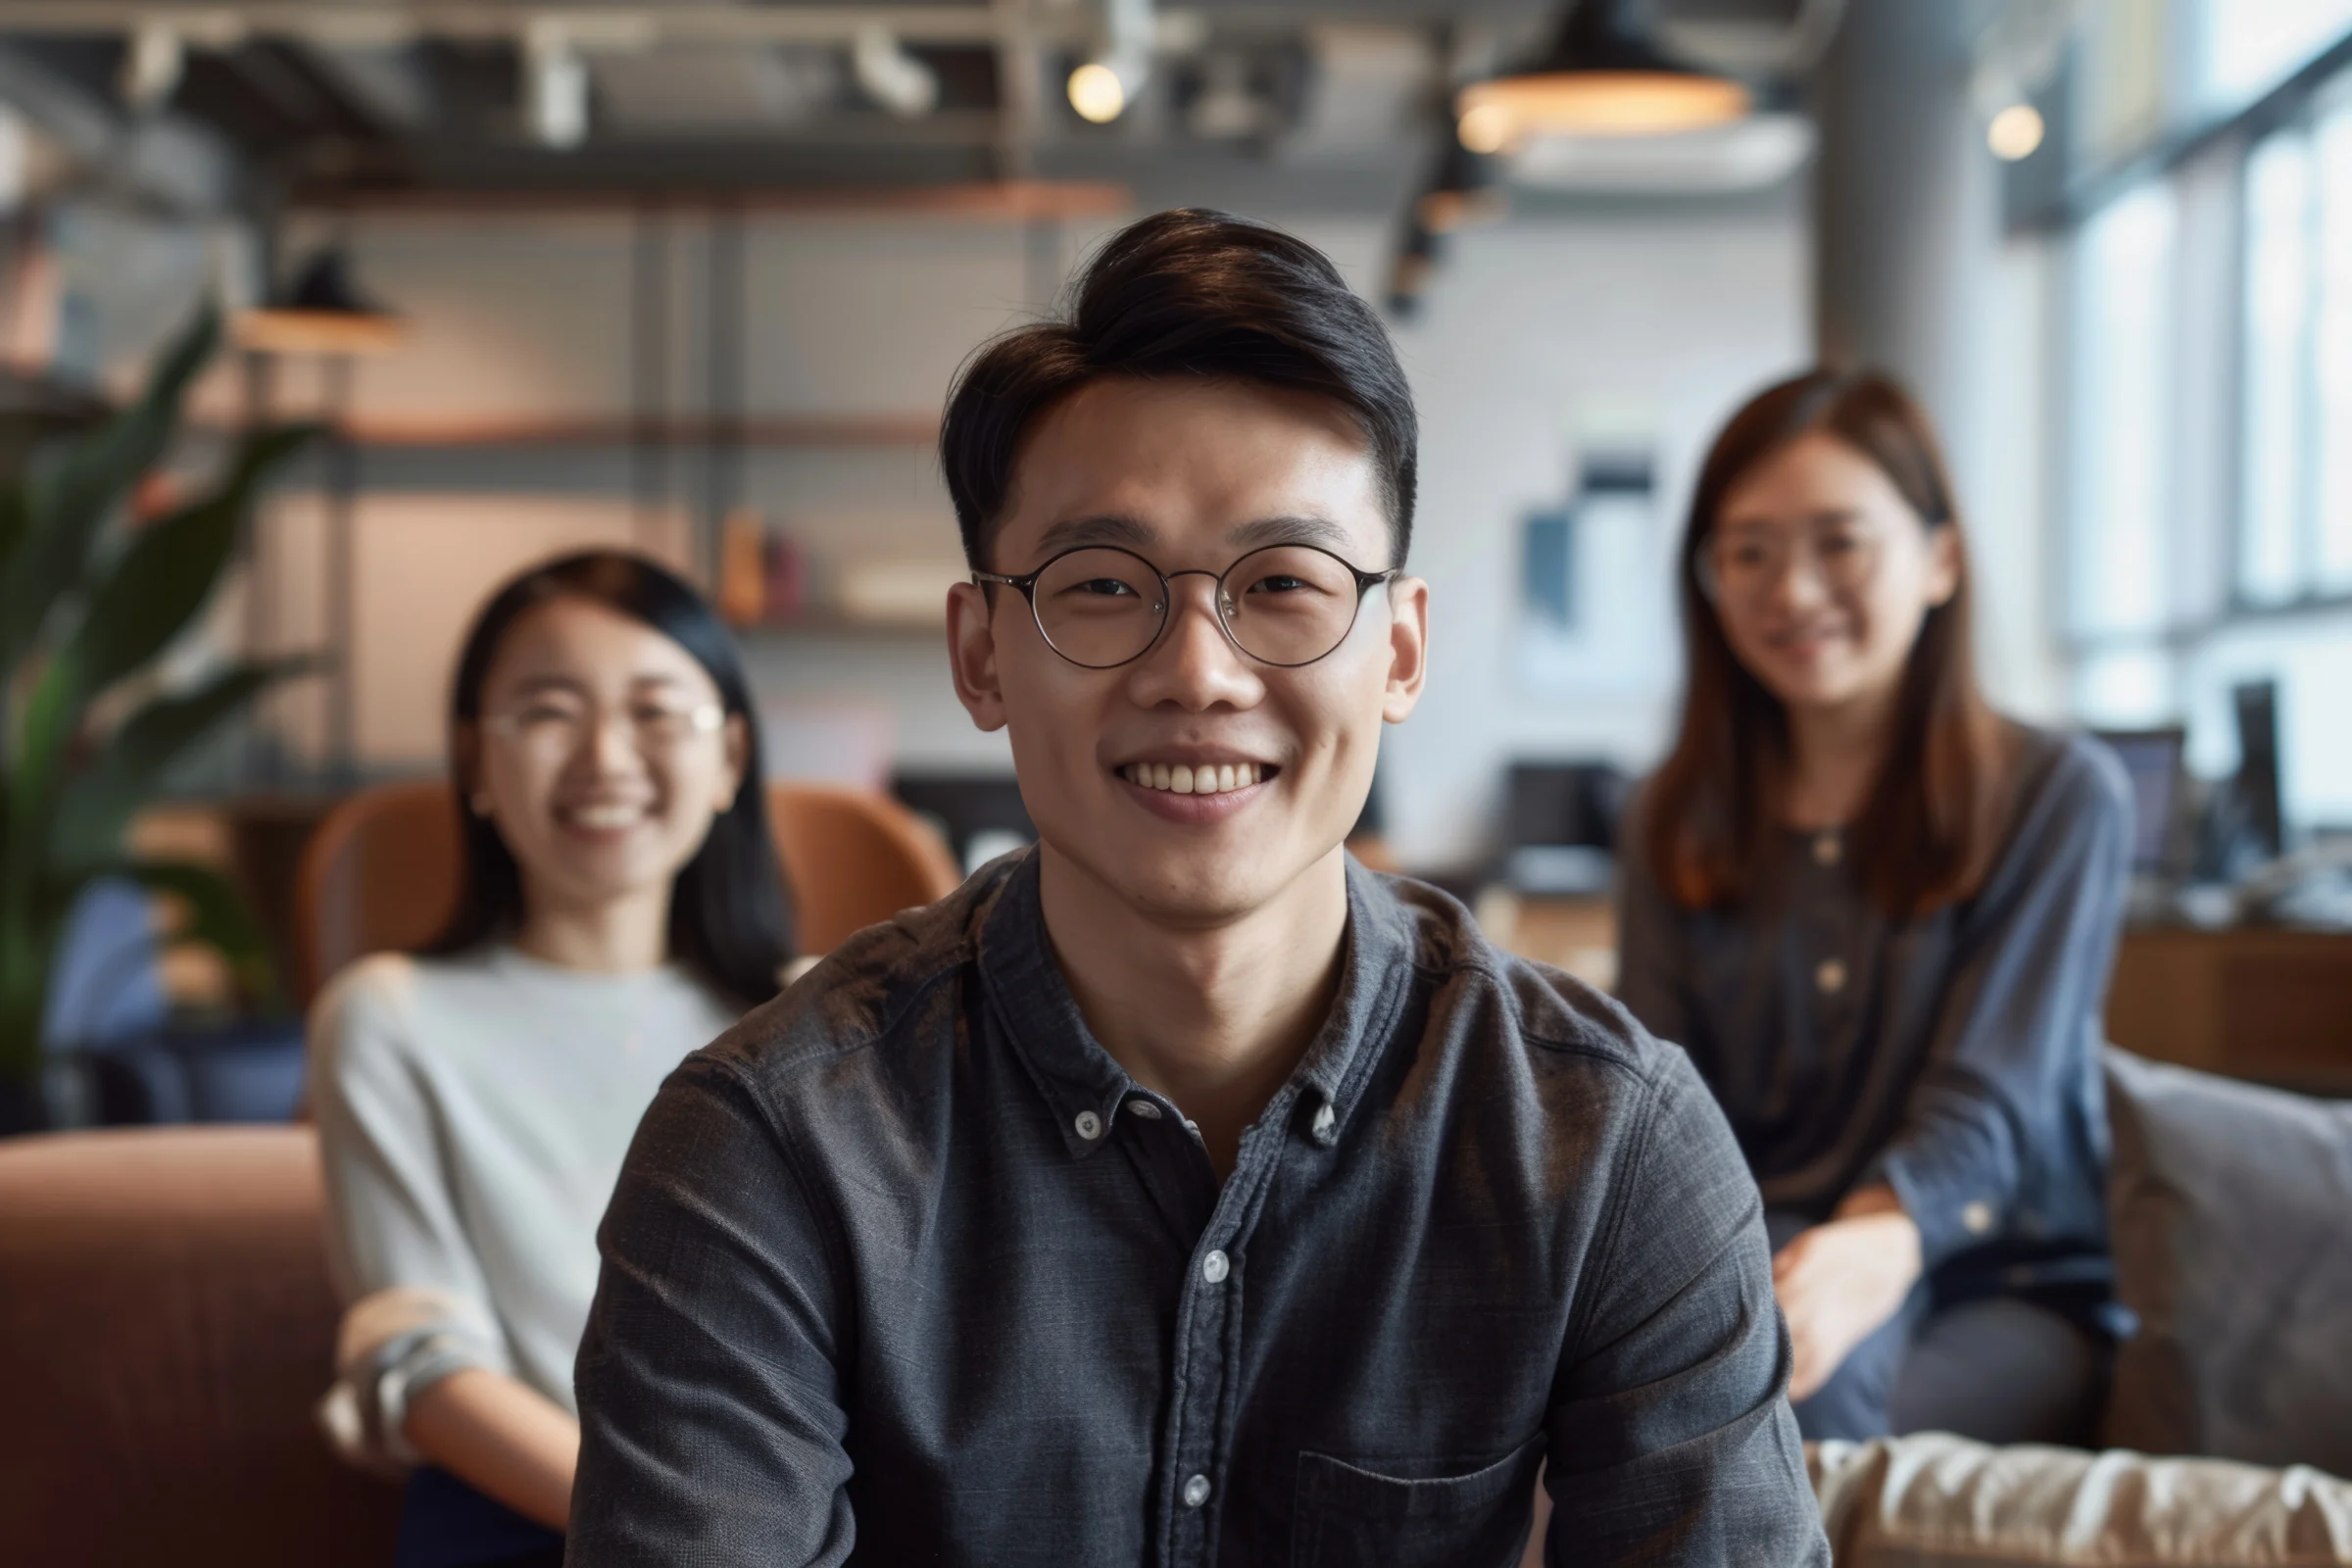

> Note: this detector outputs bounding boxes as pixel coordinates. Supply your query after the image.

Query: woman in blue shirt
[1616,369,2132,1443]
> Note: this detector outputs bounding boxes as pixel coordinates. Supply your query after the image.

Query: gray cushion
[2102,1049,2352,1474]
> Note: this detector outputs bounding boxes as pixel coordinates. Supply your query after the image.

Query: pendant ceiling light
[233,248,404,357]
[1456,0,1751,153]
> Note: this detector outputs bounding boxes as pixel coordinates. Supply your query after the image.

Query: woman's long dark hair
[429,550,794,1005]
[1639,369,2014,919]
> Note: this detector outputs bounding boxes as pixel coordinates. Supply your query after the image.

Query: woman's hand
[1772,1185,1923,1401]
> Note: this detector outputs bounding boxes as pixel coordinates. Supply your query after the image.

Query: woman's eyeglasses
[973,543,1398,670]
[483,699,723,758]
[1696,520,1912,604]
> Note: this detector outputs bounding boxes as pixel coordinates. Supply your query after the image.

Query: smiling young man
[567,210,1827,1566]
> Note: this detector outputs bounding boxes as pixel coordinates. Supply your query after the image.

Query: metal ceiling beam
[0,6,1093,48]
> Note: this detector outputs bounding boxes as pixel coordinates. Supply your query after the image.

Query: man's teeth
[1122,761,1261,796]
[569,804,646,829]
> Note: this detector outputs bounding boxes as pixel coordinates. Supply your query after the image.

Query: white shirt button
[1182,1474,1211,1509]
[1815,958,1847,996]
[1073,1110,1103,1141]
[1127,1099,1162,1120]
[1201,1249,1230,1284]
[1961,1200,1995,1236]
[1813,831,1842,866]
[1311,1102,1337,1140]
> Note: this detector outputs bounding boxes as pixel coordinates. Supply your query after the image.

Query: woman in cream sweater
[312,551,796,1568]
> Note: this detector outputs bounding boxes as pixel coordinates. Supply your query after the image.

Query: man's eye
[1821,533,1864,556]
[1074,577,1139,597]
[517,703,578,726]
[1246,574,1312,595]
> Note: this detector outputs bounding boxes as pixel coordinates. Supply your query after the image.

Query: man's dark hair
[940,208,1418,571]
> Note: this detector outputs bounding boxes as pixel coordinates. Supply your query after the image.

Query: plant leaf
[54,421,317,707]
[0,305,220,678]
[112,857,279,1007]
[0,487,27,578]
[47,657,318,875]
[4,651,79,880]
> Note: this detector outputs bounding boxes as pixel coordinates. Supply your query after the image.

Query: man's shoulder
[1377,870,1682,1093]
[693,863,998,1102]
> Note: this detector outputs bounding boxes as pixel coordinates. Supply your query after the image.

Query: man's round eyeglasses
[973,543,1398,670]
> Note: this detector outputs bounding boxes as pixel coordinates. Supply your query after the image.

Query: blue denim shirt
[570,853,1826,1566]
[1616,727,2131,1293]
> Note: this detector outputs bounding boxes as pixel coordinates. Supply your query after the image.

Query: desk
[2106,924,2352,1094]
[1488,895,2352,1095]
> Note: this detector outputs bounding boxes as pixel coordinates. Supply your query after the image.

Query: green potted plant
[0,305,317,1132]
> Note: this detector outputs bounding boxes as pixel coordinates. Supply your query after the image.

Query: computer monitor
[2232,679,2285,861]
[2093,728,2184,878]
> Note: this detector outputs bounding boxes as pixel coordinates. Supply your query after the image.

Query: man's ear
[1380,575,1429,724]
[946,581,1009,732]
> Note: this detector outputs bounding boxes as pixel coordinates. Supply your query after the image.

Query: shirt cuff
[318,1286,508,1472]
[1869,1148,2005,1273]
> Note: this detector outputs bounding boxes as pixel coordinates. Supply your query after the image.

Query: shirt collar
[976,850,1416,1160]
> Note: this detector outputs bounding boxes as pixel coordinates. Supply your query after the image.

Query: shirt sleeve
[310,962,512,1469]
[1544,1048,1829,1565]
[1867,742,2133,1271]
[567,1054,856,1567]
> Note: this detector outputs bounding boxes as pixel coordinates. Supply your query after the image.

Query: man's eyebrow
[1228,514,1359,553]
[1032,513,1157,558]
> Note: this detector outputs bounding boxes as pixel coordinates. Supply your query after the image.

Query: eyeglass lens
[1028,545,1372,668]
[490,698,721,757]
[1703,522,1883,601]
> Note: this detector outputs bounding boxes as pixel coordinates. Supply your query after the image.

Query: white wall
[1380,208,1810,865]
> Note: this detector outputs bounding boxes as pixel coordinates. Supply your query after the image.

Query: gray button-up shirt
[570,853,1827,1567]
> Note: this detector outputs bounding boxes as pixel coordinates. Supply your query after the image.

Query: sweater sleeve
[1868,740,2134,1271]
[310,958,513,1470]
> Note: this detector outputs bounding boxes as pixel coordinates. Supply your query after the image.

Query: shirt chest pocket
[1290,1436,1544,1568]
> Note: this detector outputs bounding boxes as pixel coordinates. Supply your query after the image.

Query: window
[2069,182,2176,639]
[2235,83,2352,605]
[2202,0,2352,108]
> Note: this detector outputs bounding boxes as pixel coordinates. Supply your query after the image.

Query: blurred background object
[0,306,314,1132]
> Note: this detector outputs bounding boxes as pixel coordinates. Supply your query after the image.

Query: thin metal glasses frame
[973,543,1399,670]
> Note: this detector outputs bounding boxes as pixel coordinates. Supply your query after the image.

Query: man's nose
[1124,573,1263,710]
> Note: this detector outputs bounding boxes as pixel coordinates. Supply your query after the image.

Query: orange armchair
[294,778,963,1006]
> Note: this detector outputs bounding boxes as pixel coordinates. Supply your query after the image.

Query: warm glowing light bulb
[1987,103,2044,161]
[1068,62,1128,123]
[1457,102,1514,155]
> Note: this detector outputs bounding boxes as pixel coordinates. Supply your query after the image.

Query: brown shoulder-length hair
[1639,368,2013,918]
